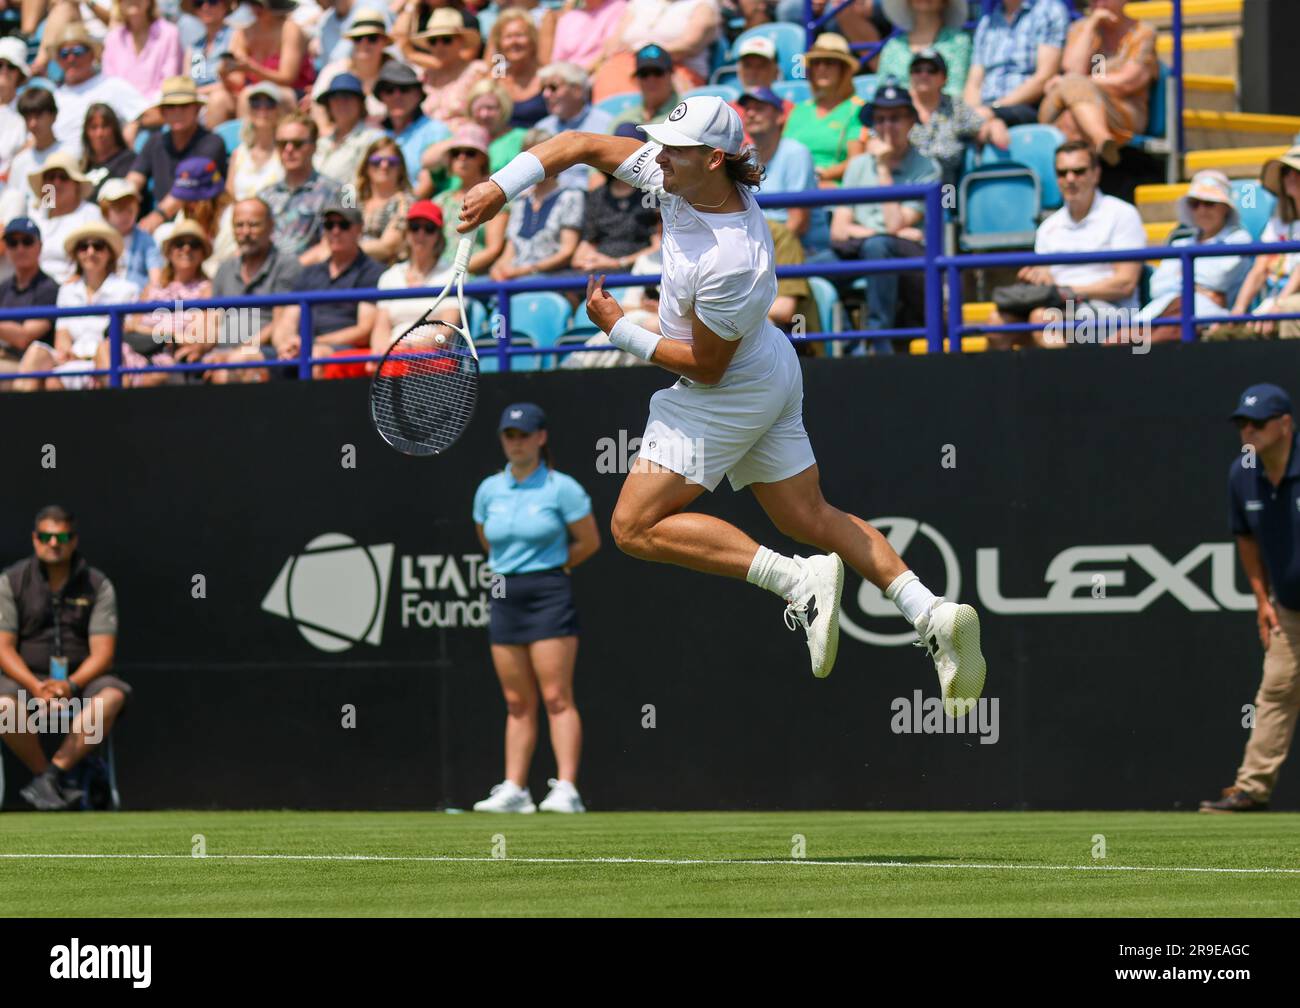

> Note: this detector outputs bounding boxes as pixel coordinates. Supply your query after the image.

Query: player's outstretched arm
[458,132,644,234]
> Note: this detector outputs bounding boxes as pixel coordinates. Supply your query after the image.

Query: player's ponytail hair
[723,146,766,191]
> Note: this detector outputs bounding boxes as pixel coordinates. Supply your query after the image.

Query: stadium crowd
[0,0,1293,386]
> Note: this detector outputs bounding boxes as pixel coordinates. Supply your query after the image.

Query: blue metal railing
[5,181,1298,383]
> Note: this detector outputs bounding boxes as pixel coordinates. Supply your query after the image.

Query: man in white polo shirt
[988,139,1146,349]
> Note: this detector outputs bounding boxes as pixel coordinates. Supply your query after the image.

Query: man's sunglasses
[911,64,941,75]
[4,235,35,248]
[408,220,439,234]
[276,137,312,149]
[194,0,226,7]
[1235,415,1281,431]
[635,68,667,78]
[1055,165,1091,178]
[368,154,401,168]
[35,531,72,544]
[75,239,109,253]
[58,44,90,59]
[376,84,419,98]
[322,217,353,231]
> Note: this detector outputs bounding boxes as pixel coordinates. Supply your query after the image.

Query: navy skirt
[489,568,579,645]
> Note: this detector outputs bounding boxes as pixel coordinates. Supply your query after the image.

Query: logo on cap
[668,102,688,122]
[1245,395,1258,405]
[510,409,523,418]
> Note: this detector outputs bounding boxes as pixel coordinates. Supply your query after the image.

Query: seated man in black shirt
[0,505,128,811]
[268,197,384,377]
[571,123,660,274]
[125,77,230,233]
[0,218,59,375]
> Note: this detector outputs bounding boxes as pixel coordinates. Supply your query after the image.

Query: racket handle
[453,236,474,275]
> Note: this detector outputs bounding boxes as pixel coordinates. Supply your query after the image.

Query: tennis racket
[370,235,479,457]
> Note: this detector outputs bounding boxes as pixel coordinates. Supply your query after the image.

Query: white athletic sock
[747,545,804,600]
[885,570,938,626]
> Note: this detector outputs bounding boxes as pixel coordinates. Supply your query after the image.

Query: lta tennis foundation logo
[262,533,394,652]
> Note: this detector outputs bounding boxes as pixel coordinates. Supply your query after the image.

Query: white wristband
[609,316,661,362]
[489,152,545,201]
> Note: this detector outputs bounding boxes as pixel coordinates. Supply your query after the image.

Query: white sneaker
[783,553,844,678]
[472,780,536,813]
[914,600,986,718]
[538,778,586,813]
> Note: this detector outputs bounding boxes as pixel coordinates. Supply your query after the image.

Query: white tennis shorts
[637,336,816,492]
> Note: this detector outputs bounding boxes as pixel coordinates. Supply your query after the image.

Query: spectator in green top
[875,0,972,99]
[782,33,864,185]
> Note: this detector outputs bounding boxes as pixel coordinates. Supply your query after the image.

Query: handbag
[992,283,1067,317]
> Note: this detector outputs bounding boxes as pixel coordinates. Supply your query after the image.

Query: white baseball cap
[736,36,776,61]
[0,37,29,78]
[640,96,744,154]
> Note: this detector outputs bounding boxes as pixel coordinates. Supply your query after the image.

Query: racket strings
[371,321,478,456]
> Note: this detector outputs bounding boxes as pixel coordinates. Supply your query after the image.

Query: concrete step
[1184,110,1300,151]
[1135,183,1187,222]
[1185,144,1290,179]
[1156,28,1238,77]
[1128,0,1241,30]
[1185,73,1236,113]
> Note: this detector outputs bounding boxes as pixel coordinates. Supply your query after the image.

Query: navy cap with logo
[859,78,917,127]
[737,86,784,111]
[635,44,673,75]
[3,217,40,239]
[909,47,948,76]
[1230,383,1293,422]
[318,71,366,102]
[499,402,547,433]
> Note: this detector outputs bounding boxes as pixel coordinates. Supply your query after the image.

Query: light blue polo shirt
[389,114,451,181]
[473,463,592,575]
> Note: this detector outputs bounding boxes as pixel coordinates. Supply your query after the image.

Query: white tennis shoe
[473,780,536,813]
[538,778,586,813]
[783,553,844,678]
[914,600,986,718]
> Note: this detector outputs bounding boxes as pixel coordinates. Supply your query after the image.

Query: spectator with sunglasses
[268,197,383,373]
[14,222,138,391]
[51,23,149,153]
[428,124,506,275]
[0,39,30,183]
[409,8,487,127]
[490,128,583,292]
[183,0,242,126]
[127,76,230,233]
[259,112,342,263]
[0,89,69,223]
[313,72,386,185]
[374,61,448,181]
[535,61,611,191]
[606,45,679,135]
[227,82,288,201]
[0,506,127,812]
[97,177,164,290]
[369,199,459,369]
[312,8,394,129]
[318,0,395,68]
[0,220,60,374]
[355,136,413,264]
[27,154,107,284]
[102,0,186,102]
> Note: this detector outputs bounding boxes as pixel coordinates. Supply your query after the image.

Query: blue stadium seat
[685,83,741,103]
[1006,123,1066,210]
[771,79,811,105]
[596,91,642,120]
[958,165,1041,252]
[509,291,573,369]
[566,300,600,338]
[1129,61,1177,183]
[1232,180,1277,242]
[215,118,243,155]
[731,23,805,81]
[806,274,844,356]
[851,74,878,101]
[476,335,541,373]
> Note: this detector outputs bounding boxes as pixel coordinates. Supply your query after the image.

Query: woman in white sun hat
[1138,169,1251,343]
[457,94,988,709]
[875,0,972,99]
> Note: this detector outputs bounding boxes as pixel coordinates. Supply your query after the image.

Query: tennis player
[458,96,984,709]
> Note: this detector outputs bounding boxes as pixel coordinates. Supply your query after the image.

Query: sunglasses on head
[4,234,35,248]
[58,44,90,59]
[408,220,439,234]
[368,154,401,168]
[1055,165,1090,178]
[276,136,311,149]
[322,217,353,231]
[75,239,109,253]
[35,531,72,544]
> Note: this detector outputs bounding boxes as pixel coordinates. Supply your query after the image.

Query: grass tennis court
[3,810,1299,917]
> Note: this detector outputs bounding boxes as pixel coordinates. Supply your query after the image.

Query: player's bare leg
[752,464,986,712]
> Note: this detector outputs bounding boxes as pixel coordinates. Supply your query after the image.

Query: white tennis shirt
[614,141,786,385]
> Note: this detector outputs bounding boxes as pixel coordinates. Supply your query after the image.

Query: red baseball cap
[408,200,444,227]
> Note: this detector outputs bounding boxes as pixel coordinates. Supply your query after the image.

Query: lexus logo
[839,517,959,646]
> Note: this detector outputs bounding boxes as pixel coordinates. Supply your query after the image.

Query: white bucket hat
[1177,169,1240,230]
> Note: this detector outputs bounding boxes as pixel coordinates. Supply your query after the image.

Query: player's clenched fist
[458,181,507,233]
[585,274,624,334]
